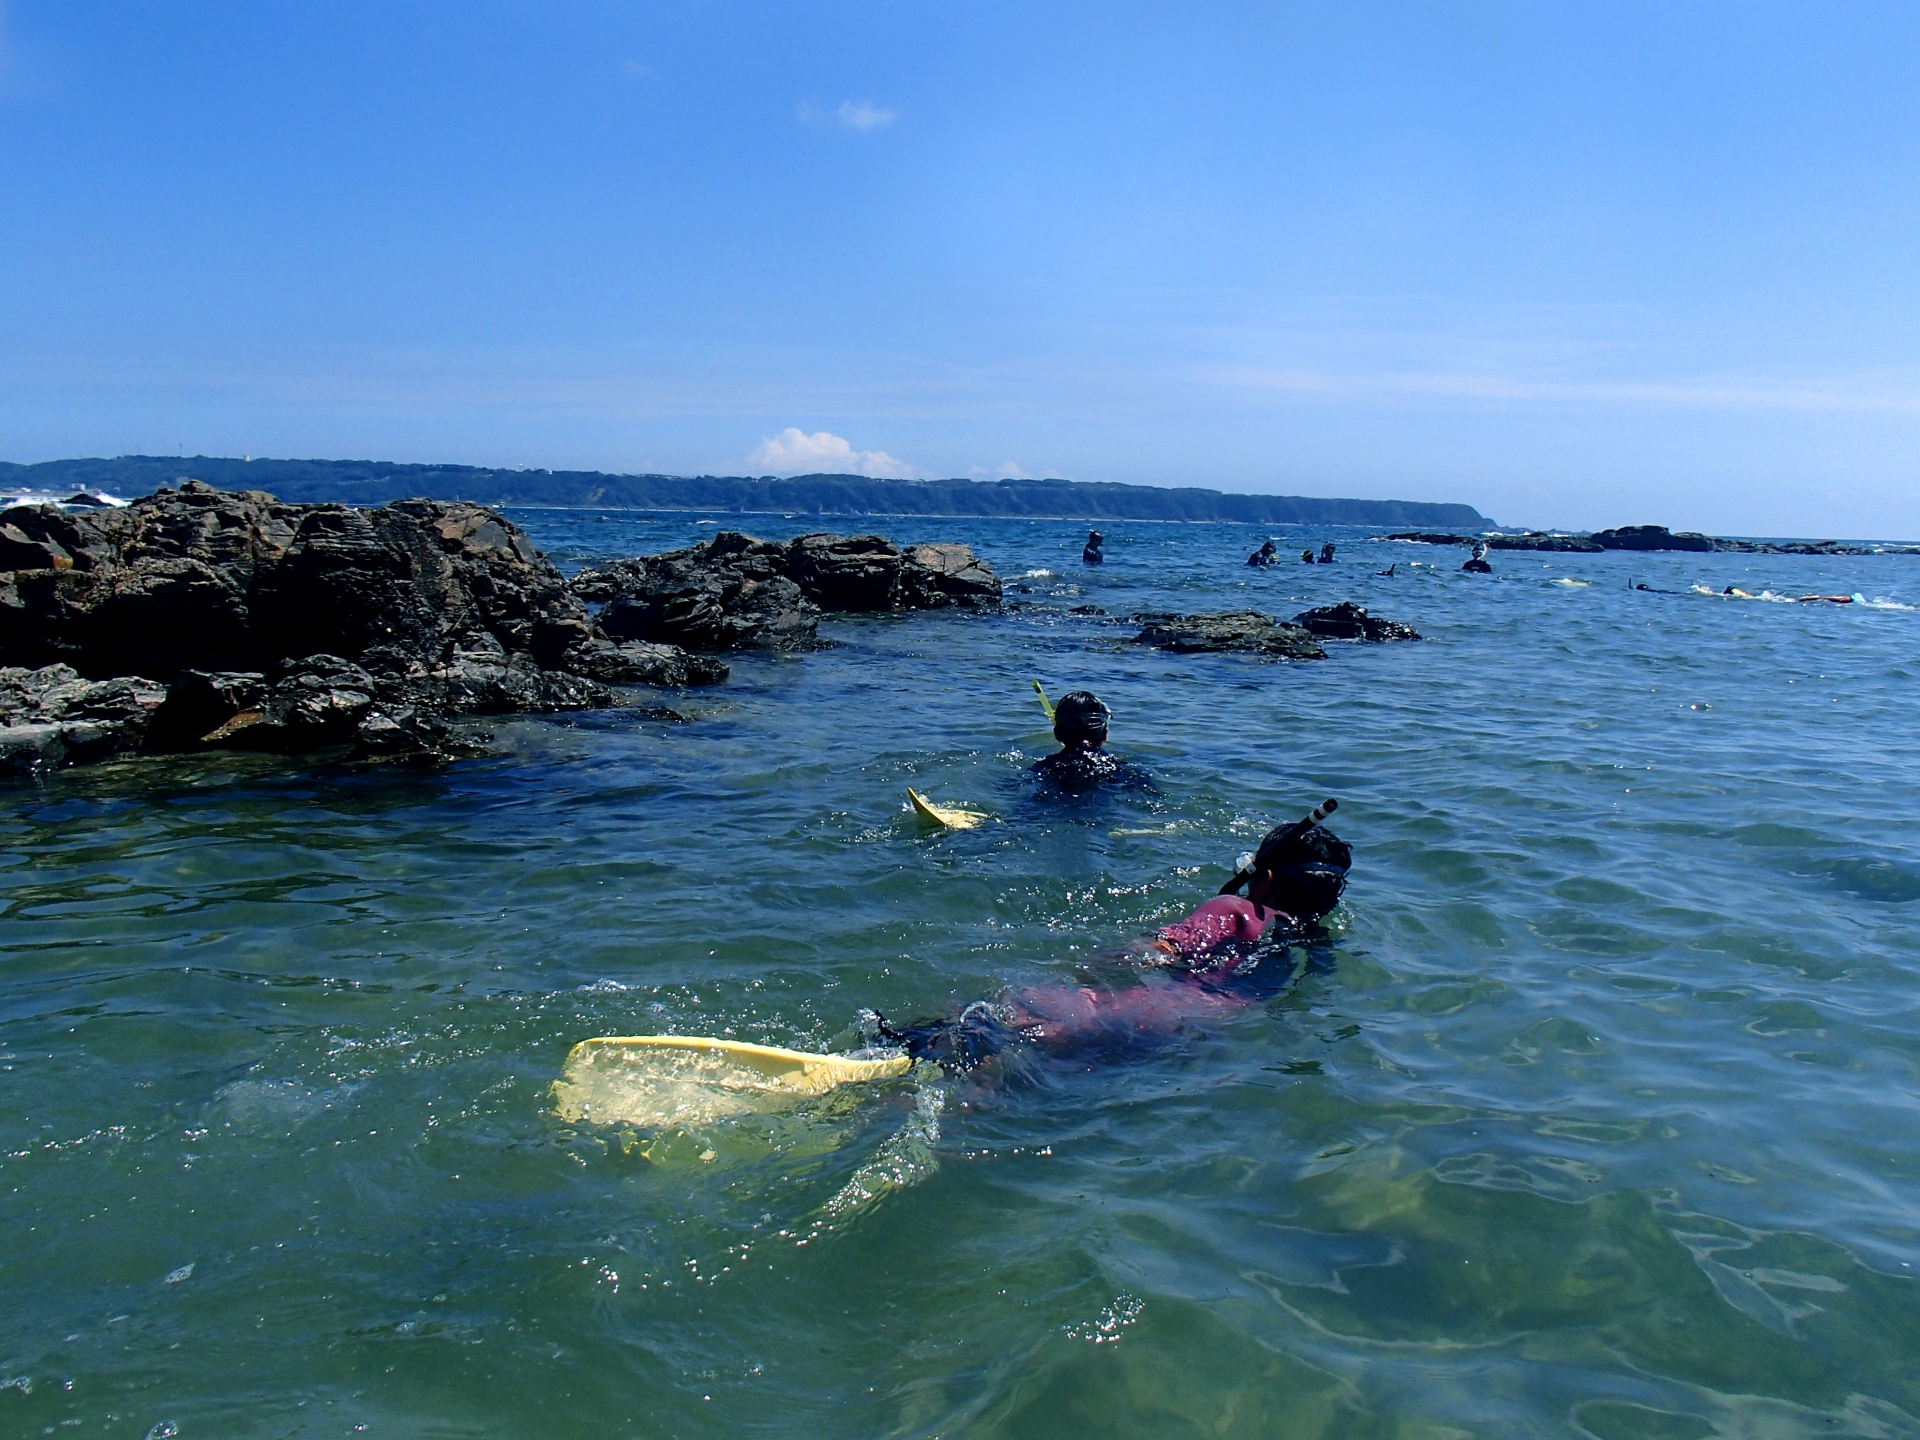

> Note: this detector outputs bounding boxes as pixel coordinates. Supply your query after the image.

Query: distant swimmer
[1082,529,1105,565]
[1029,690,1152,796]
[1317,542,1336,564]
[1301,548,1315,564]
[1462,541,1492,574]
[1246,539,1280,567]
[1797,594,1855,604]
[1723,585,1756,598]
[1376,563,1396,577]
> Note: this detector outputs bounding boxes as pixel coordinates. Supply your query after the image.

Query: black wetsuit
[1029,747,1154,796]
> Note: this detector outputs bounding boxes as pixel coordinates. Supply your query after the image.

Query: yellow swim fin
[906,787,989,830]
[553,1034,913,1128]
[1031,678,1056,721]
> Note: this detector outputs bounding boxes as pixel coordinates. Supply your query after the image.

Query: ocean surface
[5,514,1920,1440]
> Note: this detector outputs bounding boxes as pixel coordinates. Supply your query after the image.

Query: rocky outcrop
[1292,602,1421,641]
[1386,531,1603,553]
[0,664,168,774]
[1132,611,1326,660]
[0,482,725,774]
[572,530,1000,652]
[1589,525,1716,553]
[1385,525,1920,556]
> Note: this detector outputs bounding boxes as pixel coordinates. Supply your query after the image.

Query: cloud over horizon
[747,427,921,478]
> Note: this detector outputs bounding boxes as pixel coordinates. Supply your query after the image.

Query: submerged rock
[1292,602,1421,641]
[1131,611,1326,660]
[0,481,724,775]
[573,530,1000,652]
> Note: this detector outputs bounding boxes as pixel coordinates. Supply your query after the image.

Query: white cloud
[968,461,1030,479]
[620,58,652,80]
[796,99,896,131]
[748,428,922,478]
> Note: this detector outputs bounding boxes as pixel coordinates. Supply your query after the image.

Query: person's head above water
[1219,814,1352,921]
[1051,690,1111,751]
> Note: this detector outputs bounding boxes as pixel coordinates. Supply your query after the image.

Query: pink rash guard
[1155,895,1273,956]
[1001,895,1292,1051]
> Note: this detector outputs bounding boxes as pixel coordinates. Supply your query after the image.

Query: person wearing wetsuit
[1246,539,1279,567]
[1082,530,1105,565]
[880,813,1353,1071]
[1028,690,1151,796]
[1318,542,1336,564]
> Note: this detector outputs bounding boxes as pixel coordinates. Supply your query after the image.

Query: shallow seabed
[5,516,1920,1439]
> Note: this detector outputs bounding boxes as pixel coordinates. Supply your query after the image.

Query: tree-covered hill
[2,454,1493,528]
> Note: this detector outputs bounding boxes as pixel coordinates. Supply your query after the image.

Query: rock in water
[0,663,168,773]
[574,530,1000,652]
[1291,602,1421,641]
[1131,611,1326,660]
[0,481,725,773]
[1590,525,1716,553]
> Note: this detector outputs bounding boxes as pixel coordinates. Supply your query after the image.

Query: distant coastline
[0,454,1494,530]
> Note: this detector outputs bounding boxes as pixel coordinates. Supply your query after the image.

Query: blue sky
[2,2,1917,535]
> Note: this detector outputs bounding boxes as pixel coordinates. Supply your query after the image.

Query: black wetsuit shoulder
[1029,748,1155,796]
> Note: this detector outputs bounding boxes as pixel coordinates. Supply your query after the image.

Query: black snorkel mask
[1052,691,1111,748]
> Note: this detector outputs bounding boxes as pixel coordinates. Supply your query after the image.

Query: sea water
[4,516,1919,1439]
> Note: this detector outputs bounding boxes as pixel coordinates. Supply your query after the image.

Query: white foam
[1,490,128,511]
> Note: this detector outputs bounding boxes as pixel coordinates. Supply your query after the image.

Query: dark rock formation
[1292,602,1421,641]
[1590,525,1716,553]
[1382,524,1920,556]
[1132,611,1326,660]
[0,664,168,774]
[1386,531,1603,552]
[0,482,725,774]
[573,530,1000,652]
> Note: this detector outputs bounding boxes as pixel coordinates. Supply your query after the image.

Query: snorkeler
[1462,541,1492,574]
[1377,563,1396,577]
[1082,530,1105,565]
[1246,539,1280,567]
[879,802,1352,1070]
[1318,542,1336,564]
[1028,690,1152,795]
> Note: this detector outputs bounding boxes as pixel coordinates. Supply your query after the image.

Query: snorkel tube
[1219,797,1338,897]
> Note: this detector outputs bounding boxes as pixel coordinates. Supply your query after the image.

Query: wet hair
[1221,819,1352,920]
[1052,690,1111,747]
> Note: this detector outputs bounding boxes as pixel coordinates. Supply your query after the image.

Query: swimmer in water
[1082,530,1105,565]
[877,805,1351,1070]
[1377,563,1396,577]
[1028,690,1153,796]
[1246,539,1280,567]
